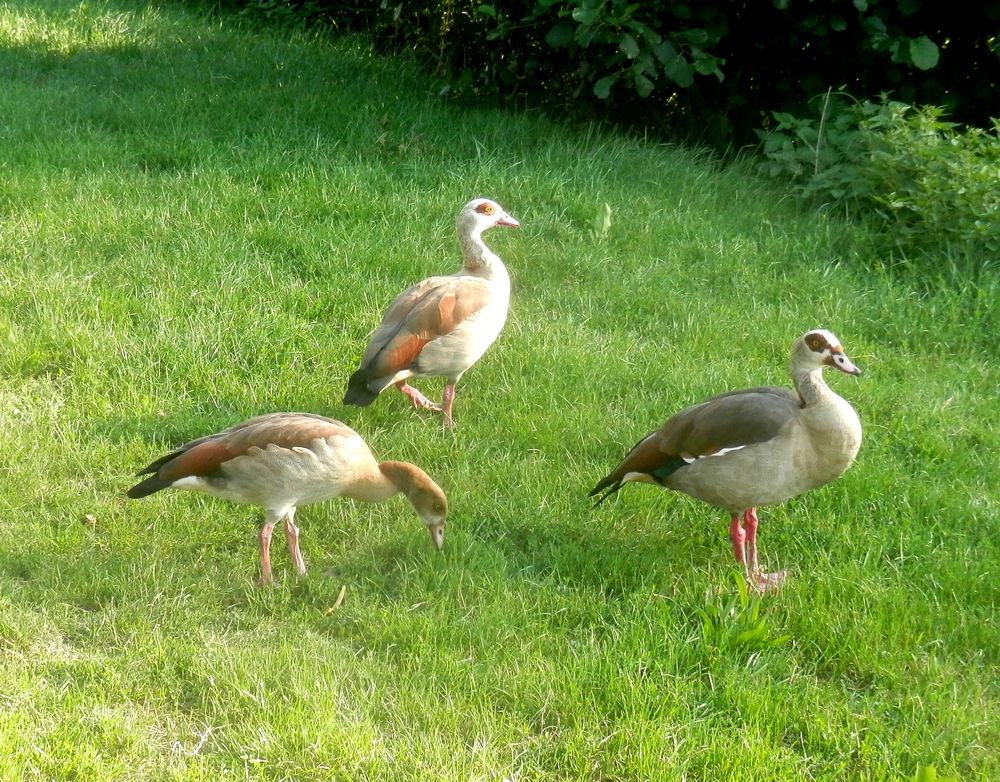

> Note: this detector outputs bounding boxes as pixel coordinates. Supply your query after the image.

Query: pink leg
[743,509,760,576]
[743,508,787,593]
[729,514,749,582]
[258,517,277,587]
[284,510,306,576]
[396,381,442,413]
[442,384,456,429]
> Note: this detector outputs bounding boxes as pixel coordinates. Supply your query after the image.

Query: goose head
[457,197,520,239]
[790,329,862,377]
[409,476,449,551]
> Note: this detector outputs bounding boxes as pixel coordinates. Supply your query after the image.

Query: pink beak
[427,522,446,551]
[831,352,861,376]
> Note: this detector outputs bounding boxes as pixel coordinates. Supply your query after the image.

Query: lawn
[0,0,997,779]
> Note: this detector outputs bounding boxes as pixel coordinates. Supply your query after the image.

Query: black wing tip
[343,369,379,407]
[126,475,172,499]
[588,478,623,507]
[342,389,378,407]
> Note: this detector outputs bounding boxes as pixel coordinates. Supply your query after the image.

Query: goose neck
[459,227,505,278]
[344,464,400,503]
[793,368,832,407]
[376,461,421,501]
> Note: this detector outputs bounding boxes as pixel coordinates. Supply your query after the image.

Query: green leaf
[639,26,662,46]
[635,49,655,71]
[663,58,694,87]
[620,33,640,58]
[914,766,959,782]
[909,36,940,70]
[572,5,599,25]
[693,54,721,76]
[593,73,619,99]
[593,202,612,237]
[658,44,693,88]
[653,40,678,65]
[545,22,574,48]
[734,571,749,604]
[677,28,710,47]
[476,4,496,17]
[632,70,654,97]
[852,0,868,10]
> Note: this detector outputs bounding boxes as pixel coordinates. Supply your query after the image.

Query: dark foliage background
[229,0,1000,147]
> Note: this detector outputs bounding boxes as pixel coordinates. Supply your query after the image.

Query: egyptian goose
[589,329,863,592]
[343,197,519,428]
[127,412,448,585]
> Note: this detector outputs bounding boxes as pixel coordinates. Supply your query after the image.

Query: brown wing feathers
[589,433,688,505]
[344,279,491,404]
[127,414,347,498]
[589,388,801,505]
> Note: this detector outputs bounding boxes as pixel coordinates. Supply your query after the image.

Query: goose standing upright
[127,412,448,585]
[589,330,863,592]
[343,197,519,428]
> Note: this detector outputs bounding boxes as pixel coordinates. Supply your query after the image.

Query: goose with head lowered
[343,197,519,428]
[589,329,863,592]
[127,412,448,585]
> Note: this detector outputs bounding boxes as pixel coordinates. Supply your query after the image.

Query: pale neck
[343,462,403,503]
[792,367,832,407]
[458,226,507,280]
[376,460,423,502]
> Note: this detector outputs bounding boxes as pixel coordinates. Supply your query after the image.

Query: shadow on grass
[0,1,433,177]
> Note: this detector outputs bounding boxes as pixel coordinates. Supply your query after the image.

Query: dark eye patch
[805,332,827,352]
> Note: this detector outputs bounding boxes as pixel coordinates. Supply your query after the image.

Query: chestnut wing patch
[361,278,491,381]
[589,432,687,503]
[157,414,350,481]
[157,439,235,481]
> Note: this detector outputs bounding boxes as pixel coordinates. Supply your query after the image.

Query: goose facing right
[343,197,519,428]
[589,329,863,592]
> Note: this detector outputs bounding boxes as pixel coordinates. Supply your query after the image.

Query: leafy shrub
[756,91,881,204]
[236,0,328,31]
[867,108,1000,255]
[483,0,726,99]
[215,0,1000,147]
[758,95,1000,259]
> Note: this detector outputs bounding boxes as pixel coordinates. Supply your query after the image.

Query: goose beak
[497,213,520,228]
[830,351,861,376]
[427,522,446,551]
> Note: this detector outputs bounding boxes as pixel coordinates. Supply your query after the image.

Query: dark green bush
[758,96,1000,259]
[221,0,1000,146]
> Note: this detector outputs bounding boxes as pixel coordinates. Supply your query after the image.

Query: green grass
[1,1,998,779]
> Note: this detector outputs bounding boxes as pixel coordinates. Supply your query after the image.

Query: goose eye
[478,203,494,215]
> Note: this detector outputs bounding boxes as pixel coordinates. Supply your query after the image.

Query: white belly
[414,287,510,382]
